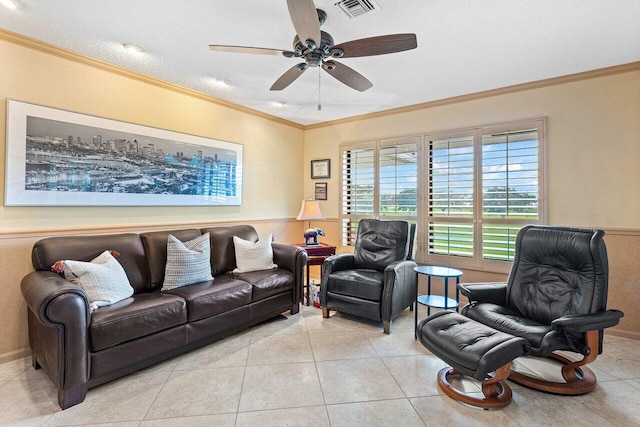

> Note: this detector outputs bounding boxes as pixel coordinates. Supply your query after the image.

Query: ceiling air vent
[334,0,379,19]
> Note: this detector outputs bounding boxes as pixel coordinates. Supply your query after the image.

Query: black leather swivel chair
[320,219,417,334]
[459,225,623,394]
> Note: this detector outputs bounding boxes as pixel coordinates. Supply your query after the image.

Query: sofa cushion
[232,269,294,302]
[326,269,385,302]
[354,219,410,271]
[31,233,150,293]
[165,277,252,322]
[232,234,278,273]
[162,233,213,291]
[90,292,187,352]
[202,225,258,276]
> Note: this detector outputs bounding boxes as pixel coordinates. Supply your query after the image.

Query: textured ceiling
[1,0,639,126]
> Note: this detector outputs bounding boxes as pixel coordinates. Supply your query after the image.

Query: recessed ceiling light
[123,43,144,53]
[210,78,230,88]
[272,101,287,108]
[0,0,23,10]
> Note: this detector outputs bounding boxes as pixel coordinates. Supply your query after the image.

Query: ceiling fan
[209,0,417,92]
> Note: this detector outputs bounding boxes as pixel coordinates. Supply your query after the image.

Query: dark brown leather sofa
[21,225,307,410]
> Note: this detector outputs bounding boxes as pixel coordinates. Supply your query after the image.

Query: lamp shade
[296,199,325,221]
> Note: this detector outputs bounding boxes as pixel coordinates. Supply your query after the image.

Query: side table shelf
[414,266,463,339]
[293,242,336,306]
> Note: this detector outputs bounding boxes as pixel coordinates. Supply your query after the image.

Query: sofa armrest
[272,243,308,306]
[382,260,418,321]
[552,310,624,333]
[21,271,91,407]
[22,271,90,323]
[457,282,507,305]
[272,243,305,274]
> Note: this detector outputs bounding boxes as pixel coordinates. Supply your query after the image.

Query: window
[340,119,545,271]
[425,120,545,269]
[341,138,418,246]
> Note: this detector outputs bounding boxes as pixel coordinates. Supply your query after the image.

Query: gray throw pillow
[162,233,213,290]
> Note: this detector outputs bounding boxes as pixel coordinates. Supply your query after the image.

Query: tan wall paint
[303,70,640,337]
[0,38,305,229]
[1,34,639,358]
[303,70,640,227]
[0,38,306,359]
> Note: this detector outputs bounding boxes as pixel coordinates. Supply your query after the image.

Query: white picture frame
[5,99,243,206]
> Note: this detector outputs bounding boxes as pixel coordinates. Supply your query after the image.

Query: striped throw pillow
[162,233,213,291]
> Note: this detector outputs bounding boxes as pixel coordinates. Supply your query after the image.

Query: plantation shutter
[481,125,542,261]
[379,141,418,218]
[427,134,475,258]
[341,145,375,246]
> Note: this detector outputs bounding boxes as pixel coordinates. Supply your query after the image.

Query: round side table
[414,266,463,339]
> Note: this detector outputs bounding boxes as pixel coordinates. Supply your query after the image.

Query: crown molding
[0,29,304,130]
[305,61,640,130]
[2,28,638,133]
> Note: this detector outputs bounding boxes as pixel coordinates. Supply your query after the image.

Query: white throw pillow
[62,250,133,310]
[162,233,213,291]
[233,234,278,273]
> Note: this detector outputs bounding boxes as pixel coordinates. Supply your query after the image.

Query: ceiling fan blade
[270,63,308,91]
[286,0,321,48]
[322,61,372,92]
[333,34,417,58]
[209,45,296,57]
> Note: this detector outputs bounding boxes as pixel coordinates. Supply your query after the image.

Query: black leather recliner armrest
[382,260,418,320]
[552,310,624,333]
[321,253,355,277]
[457,282,507,305]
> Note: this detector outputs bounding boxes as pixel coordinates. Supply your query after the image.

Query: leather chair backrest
[506,225,608,325]
[353,219,411,271]
[140,229,203,291]
[201,225,258,276]
[32,233,151,294]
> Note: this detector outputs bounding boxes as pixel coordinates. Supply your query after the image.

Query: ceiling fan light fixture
[0,0,23,10]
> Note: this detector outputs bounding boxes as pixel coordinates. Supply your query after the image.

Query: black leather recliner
[459,225,623,394]
[320,219,417,334]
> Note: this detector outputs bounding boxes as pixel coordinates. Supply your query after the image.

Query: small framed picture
[315,182,328,200]
[311,159,330,179]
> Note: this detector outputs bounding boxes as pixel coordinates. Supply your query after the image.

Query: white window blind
[427,135,475,258]
[341,140,418,246]
[481,128,541,261]
[341,145,375,246]
[379,143,418,217]
[340,119,544,270]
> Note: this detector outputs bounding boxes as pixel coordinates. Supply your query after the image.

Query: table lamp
[296,199,326,245]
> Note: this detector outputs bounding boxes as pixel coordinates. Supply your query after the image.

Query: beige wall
[1,32,639,359]
[0,37,305,230]
[0,35,306,360]
[303,69,640,338]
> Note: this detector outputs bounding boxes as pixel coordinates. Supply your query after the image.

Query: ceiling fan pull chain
[318,67,322,111]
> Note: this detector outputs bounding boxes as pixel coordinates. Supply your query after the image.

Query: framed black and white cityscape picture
[4,99,243,206]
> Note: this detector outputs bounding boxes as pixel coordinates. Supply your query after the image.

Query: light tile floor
[1,305,639,426]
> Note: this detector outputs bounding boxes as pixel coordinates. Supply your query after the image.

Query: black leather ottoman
[418,310,530,409]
